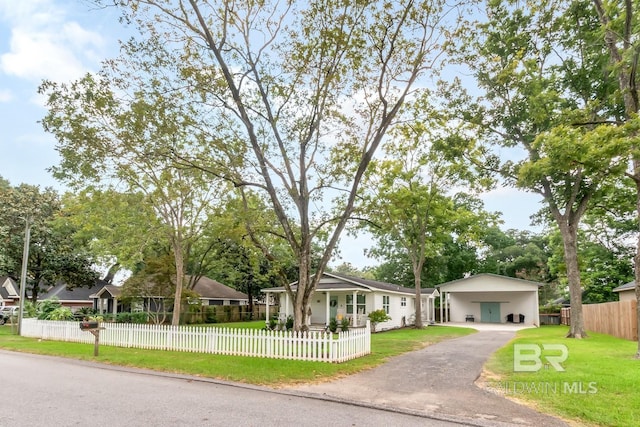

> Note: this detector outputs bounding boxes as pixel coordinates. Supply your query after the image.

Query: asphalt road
[0,350,464,427]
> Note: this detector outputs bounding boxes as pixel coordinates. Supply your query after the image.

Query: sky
[0,1,545,269]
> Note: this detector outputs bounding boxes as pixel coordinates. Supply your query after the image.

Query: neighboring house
[437,274,541,326]
[0,276,20,307]
[262,272,439,331]
[91,276,250,316]
[39,280,109,311]
[613,282,637,302]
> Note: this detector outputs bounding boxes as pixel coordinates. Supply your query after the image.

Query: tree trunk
[413,261,424,328]
[171,239,185,326]
[247,269,254,320]
[559,222,586,338]
[292,253,311,331]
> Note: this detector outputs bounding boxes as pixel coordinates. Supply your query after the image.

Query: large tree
[460,0,632,338]
[592,0,640,357]
[97,0,469,330]
[41,71,229,325]
[359,113,495,327]
[0,184,98,302]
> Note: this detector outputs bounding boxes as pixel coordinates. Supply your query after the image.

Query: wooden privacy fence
[20,319,371,363]
[582,300,638,341]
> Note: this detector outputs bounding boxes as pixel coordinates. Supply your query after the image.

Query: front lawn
[0,323,473,386]
[483,326,640,427]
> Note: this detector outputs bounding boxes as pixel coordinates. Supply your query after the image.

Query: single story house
[437,274,541,326]
[262,272,439,331]
[0,276,20,307]
[613,282,637,302]
[39,280,109,311]
[91,276,250,316]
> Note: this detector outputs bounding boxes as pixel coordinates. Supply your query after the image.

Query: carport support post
[439,292,443,324]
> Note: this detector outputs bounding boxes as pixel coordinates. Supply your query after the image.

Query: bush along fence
[20,318,371,363]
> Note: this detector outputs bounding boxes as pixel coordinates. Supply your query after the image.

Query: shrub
[286,315,294,331]
[368,309,391,332]
[205,306,218,323]
[37,298,62,320]
[268,316,278,330]
[48,307,74,321]
[540,303,562,314]
[328,317,338,333]
[340,317,350,332]
[116,312,132,323]
[131,312,149,324]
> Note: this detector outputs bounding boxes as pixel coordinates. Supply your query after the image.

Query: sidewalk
[290,329,568,426]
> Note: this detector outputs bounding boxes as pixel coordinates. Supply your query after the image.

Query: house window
[346,294,366,314]
[401,297,407,307]
[383,295,390,314]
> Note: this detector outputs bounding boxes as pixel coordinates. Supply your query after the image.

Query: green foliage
[328,317,338,333]
[268,316,278,331]
[37,298,62,320]
[22,301,36,318]
[340,317,350,332]
[285,315,294,331]
[204,306,217,324]
[539,303,562,314]
[48,307,74,321]
[368,309,391,332]
[0,184,98,302]
[455,0,636,337]
[82,0,467,332]
[75,306,97,318]
[115,312,148,324]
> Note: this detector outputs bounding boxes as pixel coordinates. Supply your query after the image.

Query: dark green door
[480,302,501,323]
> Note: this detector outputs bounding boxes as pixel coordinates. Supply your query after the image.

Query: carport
[437,274,541,326]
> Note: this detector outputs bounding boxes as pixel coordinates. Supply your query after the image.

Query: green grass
[483,326,640,427]
[0,323,473,386]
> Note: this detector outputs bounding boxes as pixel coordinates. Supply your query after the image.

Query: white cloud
[0,88,12,102]
[0,1,107,83]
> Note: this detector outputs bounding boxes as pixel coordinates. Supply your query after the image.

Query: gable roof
[613,281,635,293]
[40,280,109,302]
[263,272,436,296]
[191,276,249,300]
[89,276,248,301]
[91,285,123,299]
[0,276,19,299]
[437,273,543,291]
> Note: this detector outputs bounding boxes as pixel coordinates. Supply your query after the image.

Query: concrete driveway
[290,326,568,427]
[445,322,535,332]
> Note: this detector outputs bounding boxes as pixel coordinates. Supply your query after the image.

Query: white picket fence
[20,319,371,363]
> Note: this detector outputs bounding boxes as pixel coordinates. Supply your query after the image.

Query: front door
[480,302,501,323]
[329,296,338,320]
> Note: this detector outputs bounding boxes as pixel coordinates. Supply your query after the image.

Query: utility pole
[17,217,32,336]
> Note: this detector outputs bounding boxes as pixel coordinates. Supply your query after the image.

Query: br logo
[513,344,568,372]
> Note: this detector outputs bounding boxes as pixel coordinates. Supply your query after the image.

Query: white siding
[449,291,537,325]
[441,275,539,292]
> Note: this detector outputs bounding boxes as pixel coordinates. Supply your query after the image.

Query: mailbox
[80,321,99,330]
